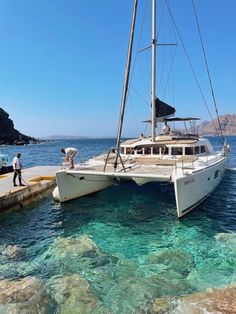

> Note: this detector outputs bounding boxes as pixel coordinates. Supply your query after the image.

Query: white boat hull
[53,170,114,202]
[174,157,227,217]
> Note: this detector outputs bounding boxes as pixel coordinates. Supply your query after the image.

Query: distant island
[0,108,36,145]
[40,135,90,140]
[197,114,236,136]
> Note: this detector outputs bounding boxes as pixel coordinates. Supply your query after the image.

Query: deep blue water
[0,137,236,313]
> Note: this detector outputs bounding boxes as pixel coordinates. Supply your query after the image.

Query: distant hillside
[40,135,90,140]
[0,108,35,145]
[197,114,236,136]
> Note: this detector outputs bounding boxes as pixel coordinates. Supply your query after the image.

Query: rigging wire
[127,91,139,132]
[128,0,150,131]
[130,0,150,87]
[130,84,150,107]
[162,45,177,99]
[157,47,166,95]
[164,0,223,145]
[155,0,177,113]
[192,0,225,145]
[156,0,167,96]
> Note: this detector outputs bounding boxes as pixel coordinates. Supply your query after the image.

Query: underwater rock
[144,297,173,314]
[151,275,193,298]
[147,249,195,277]
[51,235,99,258]
[173,284,236,314]
[214,232,236,248]
[1,244,26,259]
[147,284,236,314]
[214,232,235,241]
[105,274,159,313]
[0,276,47,313]
[48,235,119,274]
[46,274,101,313]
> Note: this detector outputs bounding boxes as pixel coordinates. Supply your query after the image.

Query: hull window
[214,170,219,179]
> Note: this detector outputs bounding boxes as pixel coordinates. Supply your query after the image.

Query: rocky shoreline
[0,108,37,145]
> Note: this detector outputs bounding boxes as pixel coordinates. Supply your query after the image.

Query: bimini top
[164,117,200,122]
[143,117,200,123]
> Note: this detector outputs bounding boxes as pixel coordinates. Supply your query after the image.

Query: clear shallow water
[0,137,236,313]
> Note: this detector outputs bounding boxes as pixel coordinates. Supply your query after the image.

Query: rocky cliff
[197,114,236,136]
[0,108,35,145]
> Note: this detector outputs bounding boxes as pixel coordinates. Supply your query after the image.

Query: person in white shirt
[163,122,171,135]
[12,153,25,187]
[61,147,78,169]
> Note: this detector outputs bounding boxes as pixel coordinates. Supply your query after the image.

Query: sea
[0,136,236,313]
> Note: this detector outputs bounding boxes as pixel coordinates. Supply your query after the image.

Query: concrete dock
[0,166,60,212]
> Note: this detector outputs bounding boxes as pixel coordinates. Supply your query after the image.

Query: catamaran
[53,0,229,217]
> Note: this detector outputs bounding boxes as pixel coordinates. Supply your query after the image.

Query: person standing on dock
[12,153,25,187]
[61,147,78,169]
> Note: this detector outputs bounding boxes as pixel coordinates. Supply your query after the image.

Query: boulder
[173,285,236,314]
[0,276,47,313]
[147,249,195,277]
[147,285,236,314]
[51,235,99,259]
[214,232,236,246]
[1,244,26,259]
[46,274,101,313]
[45,235,118,275]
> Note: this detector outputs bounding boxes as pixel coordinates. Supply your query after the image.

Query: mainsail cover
[155,98,175,118]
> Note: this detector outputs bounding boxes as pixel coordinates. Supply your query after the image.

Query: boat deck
[71,153,224,181]
[73,162,174,179]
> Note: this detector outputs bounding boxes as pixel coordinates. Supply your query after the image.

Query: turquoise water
[0,137,236,313]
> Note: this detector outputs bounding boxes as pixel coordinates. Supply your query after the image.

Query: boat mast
[116,0,138,151]
[151,0,157,142]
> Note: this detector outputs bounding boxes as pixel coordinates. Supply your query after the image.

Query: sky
[0,0,235,138]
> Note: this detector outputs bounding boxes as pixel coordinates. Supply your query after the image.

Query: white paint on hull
[54,170,114,202]
[174,157,227,217]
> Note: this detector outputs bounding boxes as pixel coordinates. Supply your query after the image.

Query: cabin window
[201,146,206,153]
[120,147,125,154]
[152,146,160,154]
[136,148,143,154]
[144,147,151,155]
[160,146,169,155]
[171,147,183,155]
[126,147,133,155]
[185,147,194,155]
[195,146,200,154]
